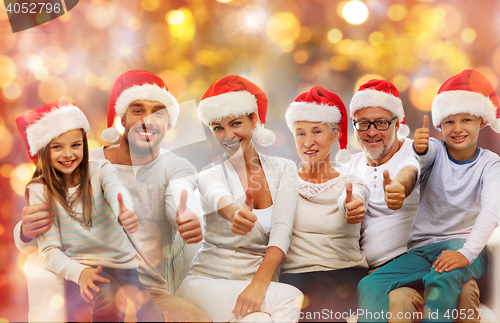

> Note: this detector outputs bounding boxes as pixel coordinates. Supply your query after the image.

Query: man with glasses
[343,79,479,322]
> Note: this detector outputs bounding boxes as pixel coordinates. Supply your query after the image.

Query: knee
[277,283,304,307]
[423,271,462,290]
[237,312,272,322]
[92,283,126,321]
[389,287,424,316]
[358,274,377,296]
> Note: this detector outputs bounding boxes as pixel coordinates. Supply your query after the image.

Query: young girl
[16,101,162,322]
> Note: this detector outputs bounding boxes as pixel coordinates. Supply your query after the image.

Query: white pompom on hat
[432,69,500,132]
[16,99,90,165]
[198,75,275,146]
[101,70,179,142]
[285,86,351,165]
[350,79,409,138]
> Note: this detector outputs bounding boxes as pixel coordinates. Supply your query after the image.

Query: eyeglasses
[352,117,397,131]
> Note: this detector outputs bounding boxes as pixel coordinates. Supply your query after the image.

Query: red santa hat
[432,69,500,132]
[16,99,90,165]
[350,79,410,138]
[198,75,275,146]
[285,86,351,165]
[101,70,179,142]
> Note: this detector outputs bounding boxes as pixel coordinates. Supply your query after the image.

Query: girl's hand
[232,280,268,319]
[433,250,470,273]
[78,266,110,302]
[231,189,257,235]
[344,182,365,224]
[118,193,139,233]
[414,115,430,155]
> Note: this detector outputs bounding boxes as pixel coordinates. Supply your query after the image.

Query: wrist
[20,224,33,243]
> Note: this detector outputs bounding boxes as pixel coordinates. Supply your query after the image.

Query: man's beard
[358,131,396,163]
[124,123,164,158]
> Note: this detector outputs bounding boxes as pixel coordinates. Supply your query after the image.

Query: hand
[231,189,257,235]
[414,115,430,154]
[344,182,365,224]
[433,250,470,273]
[232,281,267,319]
[176,189,203,244]
[21,203,53,242]
[78,266,110,302]
[118,193,139,233]
[383,170,406,210]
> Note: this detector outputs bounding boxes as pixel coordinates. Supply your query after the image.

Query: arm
[393,165,418,198]
[99,161,134,219]
[382,165,418,210]
[233,246,284,318]
[233,158,298,318]
[14,220,38,254]
[434,159,500,272]
[338,174,370,223]
[30,184,89,284]
[165,155,200,227]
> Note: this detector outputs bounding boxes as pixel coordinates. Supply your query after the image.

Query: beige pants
[148,289,212,322]
[369,267,480,323]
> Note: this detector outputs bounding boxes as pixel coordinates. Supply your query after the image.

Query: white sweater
[281,174,369,274]
[34,160,138,284]
[189,153,298,280]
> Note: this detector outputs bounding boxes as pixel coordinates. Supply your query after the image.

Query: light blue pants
[357,239,486,322]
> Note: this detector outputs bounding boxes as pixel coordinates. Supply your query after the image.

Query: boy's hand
[118,193,139,233]
[78,266,110,302]
[433,250,469,273]
[383,170,406,210]
[414,115,430,154]
[231,189,257,235]
[176,189,203,244]
[344,182,365,224]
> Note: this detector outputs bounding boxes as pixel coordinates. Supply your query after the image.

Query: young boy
[357,69,500,322]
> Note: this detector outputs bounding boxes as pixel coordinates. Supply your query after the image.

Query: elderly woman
[177,75,303,322]
[279,86,369,322]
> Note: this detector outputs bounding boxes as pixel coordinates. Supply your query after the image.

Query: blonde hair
[28,130,94,227]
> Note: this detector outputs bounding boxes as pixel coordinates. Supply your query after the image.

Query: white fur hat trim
[198,91,258,125]
[285,102,342,131]
[26,105,90,156]
[432,90,498,131]
[115,83,179,127]
[350,88,404,121]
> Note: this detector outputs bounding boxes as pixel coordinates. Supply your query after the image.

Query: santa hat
[16,99,90,165]
[432,69,500,132]
[350,79,410,138]
[197,75,275,146]
[101,70,179,142]
[285,86,351,165]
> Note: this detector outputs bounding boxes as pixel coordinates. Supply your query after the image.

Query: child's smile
[440,113,486,161]
[49,129,84,186]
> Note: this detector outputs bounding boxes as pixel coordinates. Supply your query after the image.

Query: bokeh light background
[1,0,500,320]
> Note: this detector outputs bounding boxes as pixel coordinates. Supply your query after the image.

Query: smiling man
[14,70,210,322]
[343,79,479,322]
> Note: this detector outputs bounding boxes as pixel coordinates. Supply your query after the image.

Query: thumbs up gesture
[231,189,258,235]
[344,182,365,224]
[176,189,203,244]
[414,115,430,154]
[383,170,406,210]
[118,193,139,233]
